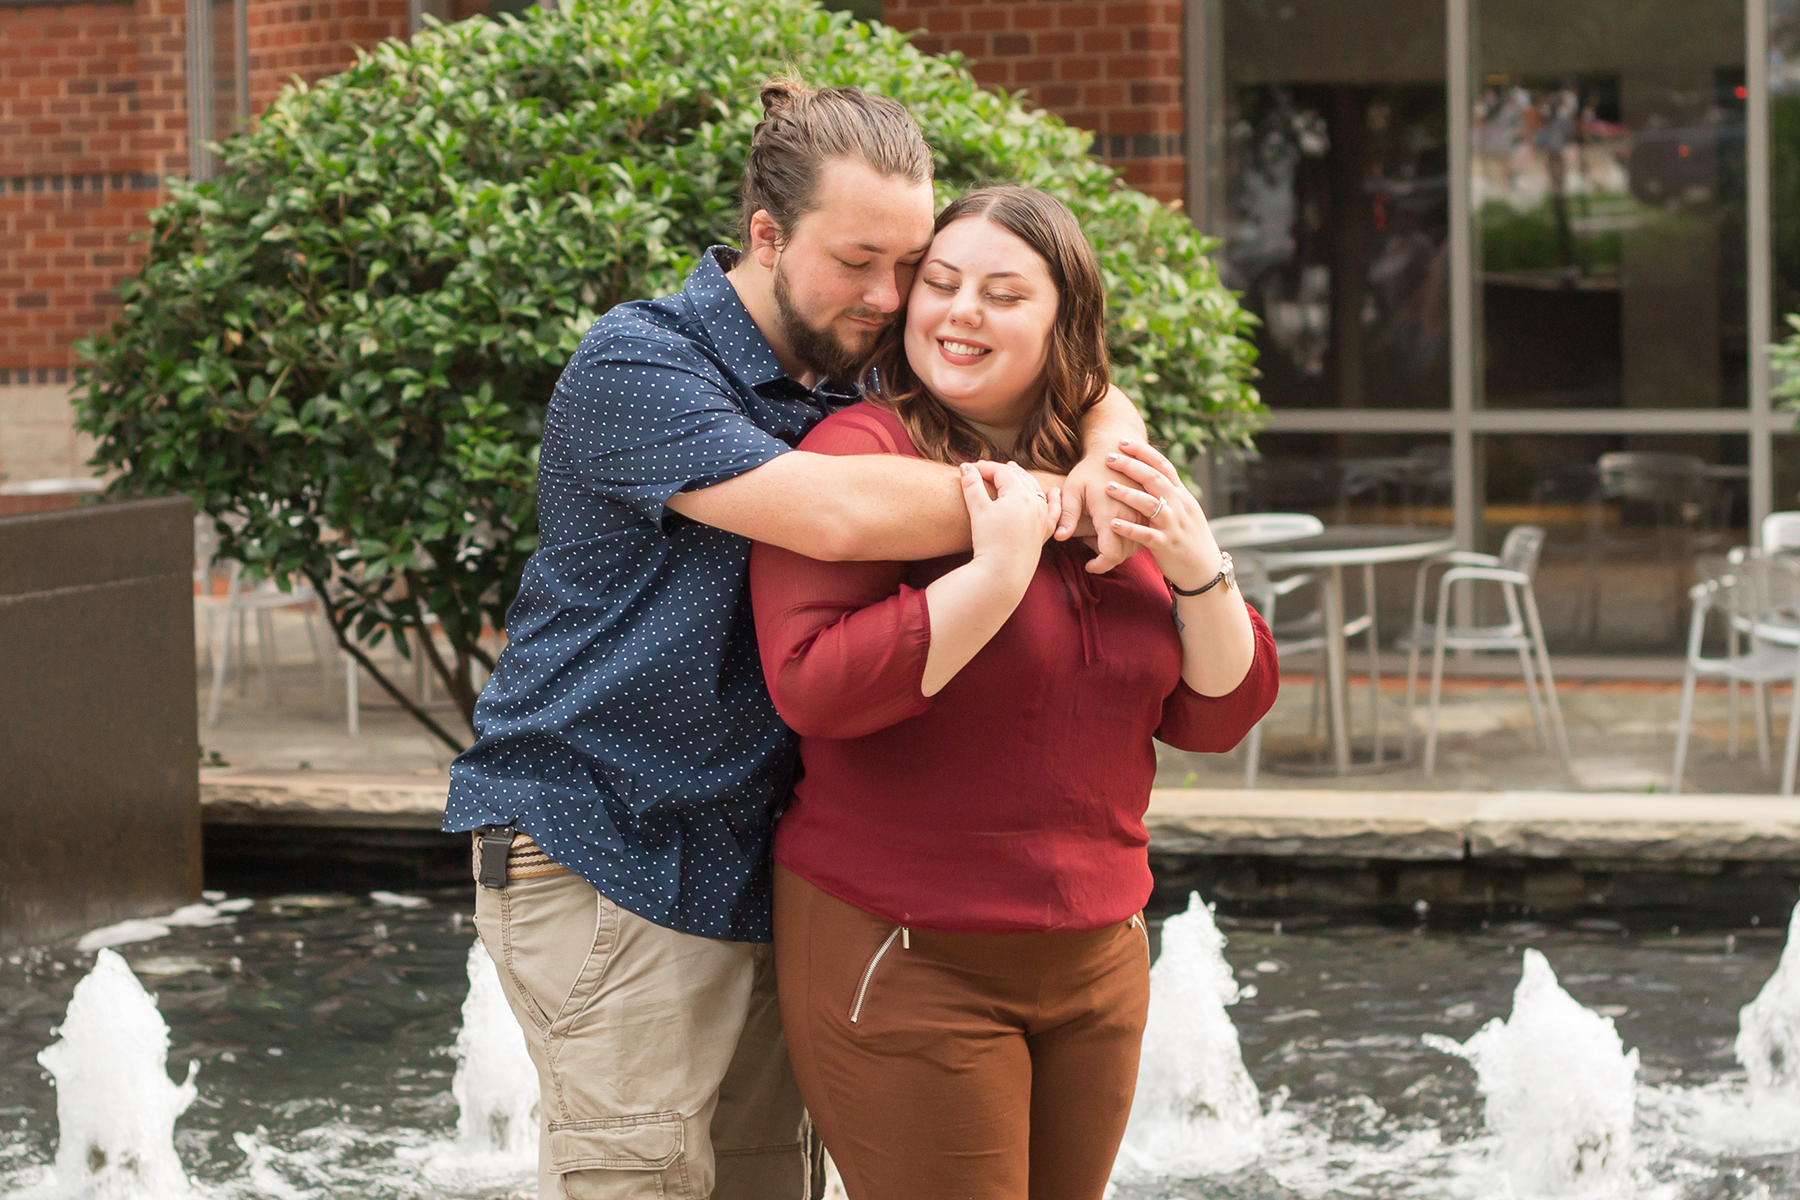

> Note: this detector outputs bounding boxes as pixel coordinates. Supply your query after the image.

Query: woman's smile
[936,337,993,365]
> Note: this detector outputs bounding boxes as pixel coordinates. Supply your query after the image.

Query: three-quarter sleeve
[1155,605,1280,752]
[749,408,937,740]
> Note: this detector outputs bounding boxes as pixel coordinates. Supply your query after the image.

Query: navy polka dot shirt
[444,248,855,942]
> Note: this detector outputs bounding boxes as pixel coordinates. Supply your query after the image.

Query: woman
[748,186,1277,1200]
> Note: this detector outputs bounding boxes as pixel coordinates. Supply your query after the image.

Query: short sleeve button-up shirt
[443,247,854,942]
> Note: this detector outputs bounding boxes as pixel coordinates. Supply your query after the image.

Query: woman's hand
[919,462,1058,697]
[1100,439,1223,591]
[963,460,1058,586]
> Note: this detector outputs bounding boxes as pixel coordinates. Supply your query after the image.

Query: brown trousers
[772,866,1150,1200]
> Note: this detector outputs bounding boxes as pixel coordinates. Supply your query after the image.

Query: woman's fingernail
[1106,453,1120,463]
[1120,438,1133,447]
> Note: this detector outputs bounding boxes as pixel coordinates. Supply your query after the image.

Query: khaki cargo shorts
[471,833,811,1200]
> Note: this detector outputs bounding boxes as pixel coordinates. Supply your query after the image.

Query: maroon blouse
[749,403,1278,933]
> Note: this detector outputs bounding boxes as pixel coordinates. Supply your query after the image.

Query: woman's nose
[948,287,982,326]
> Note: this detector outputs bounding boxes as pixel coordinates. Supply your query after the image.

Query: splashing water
[27,949,200,1200]
[1426,948,1638,1199]
[451,939,538,1160]
[1737,902,1800,1103]
[1643,898,1800,1158]
[1113,893,1263,1179]
[395,938,540,1192]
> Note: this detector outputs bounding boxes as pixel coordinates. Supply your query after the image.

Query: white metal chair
[1210,512,1324,550]
[1672,556,1800,795]
[1235,549,1331,787]
[1691,548,1800,766]
[1763,511,1800,555]
[1399,525,1570,776]
[195,515,333,728]
[342,611,444,736]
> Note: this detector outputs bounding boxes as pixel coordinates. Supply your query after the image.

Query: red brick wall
[245,0,408,113]
[0,0,432,381]
[0,0,188,378]
[883,0,1188,205]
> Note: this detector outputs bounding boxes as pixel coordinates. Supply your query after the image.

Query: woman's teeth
[941,340,990,357]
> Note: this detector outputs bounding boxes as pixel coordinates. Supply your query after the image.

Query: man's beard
[772,263,885,385]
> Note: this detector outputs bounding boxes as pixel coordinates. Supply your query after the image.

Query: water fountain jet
[1113,893,1262,1179]
[1426,948,1637,1198]
[28,948,199,1200]
[451,938,539,1160]
[1736,902,1800,1102]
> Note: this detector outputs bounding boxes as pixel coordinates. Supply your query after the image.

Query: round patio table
[1253,525,1460,776]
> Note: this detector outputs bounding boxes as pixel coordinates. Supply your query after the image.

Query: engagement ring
[1150,497,1166,522]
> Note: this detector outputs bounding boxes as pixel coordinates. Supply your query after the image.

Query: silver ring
[1150,496,1167,522]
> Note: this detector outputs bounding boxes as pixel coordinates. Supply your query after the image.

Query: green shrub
[76,0,1262,749]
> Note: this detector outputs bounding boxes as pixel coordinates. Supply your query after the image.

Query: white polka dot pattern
[443,247,858,943]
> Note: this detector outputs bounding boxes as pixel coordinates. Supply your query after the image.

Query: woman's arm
[920,463,1057,695]
[1097,436,1278,751]
[750,460,1052,735]
[1157,610,1278,752]
[748,410,1055,736]
[1102,438,1258,696]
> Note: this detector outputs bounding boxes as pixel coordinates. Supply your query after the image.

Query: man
[444,78,1147,1200]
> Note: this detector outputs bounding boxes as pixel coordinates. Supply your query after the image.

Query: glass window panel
[1771,435,1800,516]
[1478,433,1749,653]
[1221,0,1450,409]
[1216,432,1453,637]
[1472,0,1748,409]
[1772,0,1800,330]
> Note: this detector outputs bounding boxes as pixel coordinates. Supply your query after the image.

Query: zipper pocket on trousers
[848,926,907,1025]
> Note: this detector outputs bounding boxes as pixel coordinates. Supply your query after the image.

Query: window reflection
[1222,0,1450,409]
[1473,0,1747,409]
[1479,434,1749,651]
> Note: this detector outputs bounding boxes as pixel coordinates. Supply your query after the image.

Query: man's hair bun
[760,76,810,122]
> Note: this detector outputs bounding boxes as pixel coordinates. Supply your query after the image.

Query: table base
[1265,740,1412,777]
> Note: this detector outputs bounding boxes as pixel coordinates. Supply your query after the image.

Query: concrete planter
[0,496,200,948]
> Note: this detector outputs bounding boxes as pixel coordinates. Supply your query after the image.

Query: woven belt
[472,830,570,882]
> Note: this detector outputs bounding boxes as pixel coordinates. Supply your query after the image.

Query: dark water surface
[2,891,1796,1198]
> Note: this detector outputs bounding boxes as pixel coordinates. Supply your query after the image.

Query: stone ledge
[1147,789,1800,862]
[199,773,1800,862]
[201,769,449,830]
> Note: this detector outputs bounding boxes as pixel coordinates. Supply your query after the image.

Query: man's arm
[667,384,1148,565]
[667,449,976,561]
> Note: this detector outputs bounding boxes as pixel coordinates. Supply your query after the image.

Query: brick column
[883,0,1187,205]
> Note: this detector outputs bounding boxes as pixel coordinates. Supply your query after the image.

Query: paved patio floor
[194,604,1800,796]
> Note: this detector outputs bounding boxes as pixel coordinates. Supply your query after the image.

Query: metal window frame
[186,0,250,180]
[1185,0,1782,541]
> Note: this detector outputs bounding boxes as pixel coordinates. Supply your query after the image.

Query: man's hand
[1056,383,1151,573]
[1057,451,1142,572]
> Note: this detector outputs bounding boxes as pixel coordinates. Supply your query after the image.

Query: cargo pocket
[551,1111,687,1199]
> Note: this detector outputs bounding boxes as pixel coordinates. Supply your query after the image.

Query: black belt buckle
[478,825,517,890]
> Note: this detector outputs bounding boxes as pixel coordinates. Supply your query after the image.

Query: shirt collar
[688,246,791,390]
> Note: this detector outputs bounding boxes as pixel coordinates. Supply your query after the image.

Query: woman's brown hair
[867,186,1110,474]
